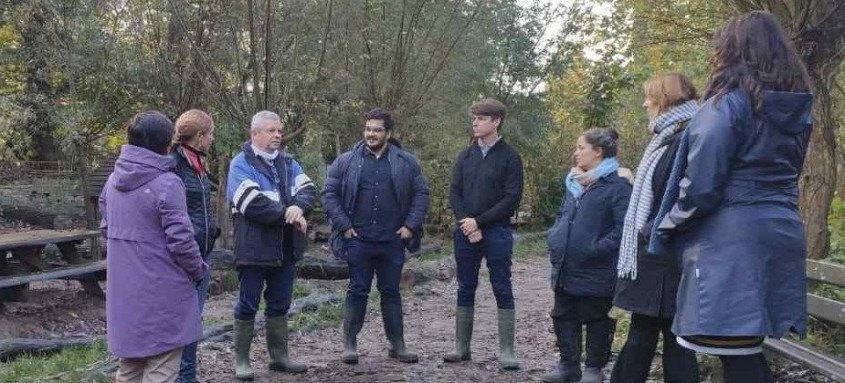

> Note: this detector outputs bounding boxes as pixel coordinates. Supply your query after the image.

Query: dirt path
[198,257,558,383]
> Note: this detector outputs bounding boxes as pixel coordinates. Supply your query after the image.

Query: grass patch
[290,300,343,333]
[0,340,111,383]
[802,317,845,358]
[417,243,452,262]
[514,231,548,259]
[293,281,310,299]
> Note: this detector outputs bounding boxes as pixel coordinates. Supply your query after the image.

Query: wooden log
[0,230,99,252]
[212,245,442,280]
[0,260,106,289]
[296,257,349,280]
[0,336,101,361]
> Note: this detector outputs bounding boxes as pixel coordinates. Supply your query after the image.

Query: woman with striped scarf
[610,74,700,383]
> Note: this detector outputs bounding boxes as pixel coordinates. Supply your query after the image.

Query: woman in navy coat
[543,128,632,383]
[652,11,812,382]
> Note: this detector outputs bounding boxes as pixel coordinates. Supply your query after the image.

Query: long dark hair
[704,11,810,114]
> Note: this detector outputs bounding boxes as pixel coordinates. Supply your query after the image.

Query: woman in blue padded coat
[651,11,813,383]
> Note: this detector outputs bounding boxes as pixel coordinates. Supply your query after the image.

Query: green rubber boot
[382,302,419,363]
[233,319,255,381]
[342,302,367,364]
[266,316,307,373]
[443,306,474,363]
[498,308,521,370]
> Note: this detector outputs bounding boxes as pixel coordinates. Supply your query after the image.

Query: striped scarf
[617,100,699,279]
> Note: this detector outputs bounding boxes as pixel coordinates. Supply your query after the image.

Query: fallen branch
[0,336,101,362]
[0,292,340,364]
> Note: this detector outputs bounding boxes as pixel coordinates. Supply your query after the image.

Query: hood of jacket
[111,145,175,192]
[761,90,813,134]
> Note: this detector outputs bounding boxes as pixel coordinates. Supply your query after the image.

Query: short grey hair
[250,111,281,132]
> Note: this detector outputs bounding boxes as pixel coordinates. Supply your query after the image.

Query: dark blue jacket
[655,90,812,338]
[172,146,220,258]
[226,142,317,265]
[548,172,631,297]
[322,141,430,256]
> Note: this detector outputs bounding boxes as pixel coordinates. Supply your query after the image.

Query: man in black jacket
[444,99,524,370]
[322,107,430,364]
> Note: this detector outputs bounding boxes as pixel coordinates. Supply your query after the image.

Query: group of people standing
[98,10,812,383]
[543,10,812,383]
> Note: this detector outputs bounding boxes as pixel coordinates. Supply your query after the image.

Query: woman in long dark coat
[611,73,700,383]
[172,109,219,383]
[543,128,632,383]
[651,11,813,382]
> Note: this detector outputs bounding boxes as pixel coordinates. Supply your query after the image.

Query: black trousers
[551,291,614,369]
[720,353,773,383]
[610,313,698,383]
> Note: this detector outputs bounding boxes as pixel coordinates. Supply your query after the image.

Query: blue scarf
[565,157,620,198]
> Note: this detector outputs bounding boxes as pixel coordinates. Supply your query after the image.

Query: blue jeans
[234,259,297,320]
[345,238,405,307]
[178,258,212,383]
[454,225,515,309]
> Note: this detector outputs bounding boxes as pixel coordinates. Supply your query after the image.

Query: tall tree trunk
[263,0,273,110]
[20,7,61,162]
[800,70,839,259]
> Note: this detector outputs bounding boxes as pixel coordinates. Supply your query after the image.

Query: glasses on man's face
[364,125,386,134]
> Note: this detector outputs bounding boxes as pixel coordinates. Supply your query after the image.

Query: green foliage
[0,340,110,383]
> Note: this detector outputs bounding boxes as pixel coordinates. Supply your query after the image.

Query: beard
[366,138,387,152]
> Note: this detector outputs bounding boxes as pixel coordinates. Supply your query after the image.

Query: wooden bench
[0,229,104,298]
[762,259,845,381]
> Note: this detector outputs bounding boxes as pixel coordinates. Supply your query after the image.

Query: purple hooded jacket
[99,145,208,358]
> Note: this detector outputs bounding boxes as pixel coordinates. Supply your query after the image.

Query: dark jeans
[610,313,698,383]
[720,353,773,383]
[345,238,405,307]
[454,225,514,309]
[178,256,212,383]
[234,259,297,321]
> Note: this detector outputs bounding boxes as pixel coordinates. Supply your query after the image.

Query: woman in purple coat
[99,111,208,383]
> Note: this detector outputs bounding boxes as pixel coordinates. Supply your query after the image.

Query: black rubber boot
[582,318,615,382]
[543,318,582,383]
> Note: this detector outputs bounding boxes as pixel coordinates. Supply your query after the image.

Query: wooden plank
[763,338,845,382]
[0,260,105,289]
[807,259,845,288]
[807,293,845,326]
[0,230,99,251]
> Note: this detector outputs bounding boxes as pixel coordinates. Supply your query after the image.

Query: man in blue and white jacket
[226,111,316,380]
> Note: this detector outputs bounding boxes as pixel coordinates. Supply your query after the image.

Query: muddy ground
[1,251,834,383]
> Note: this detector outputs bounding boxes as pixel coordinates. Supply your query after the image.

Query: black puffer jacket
[172,145,220,257]
[548,172,631,297]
